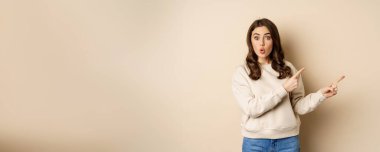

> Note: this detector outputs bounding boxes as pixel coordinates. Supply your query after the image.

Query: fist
[319,85,338,98]
[320,75,345,98]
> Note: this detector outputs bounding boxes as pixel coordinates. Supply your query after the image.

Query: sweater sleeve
[289,66,327,115]
[232,66,288,118]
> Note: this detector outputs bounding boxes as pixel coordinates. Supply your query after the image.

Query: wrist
[282,84,289,92]
[318,89,327,100]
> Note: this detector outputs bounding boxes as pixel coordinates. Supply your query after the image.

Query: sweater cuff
[317,90,327,101]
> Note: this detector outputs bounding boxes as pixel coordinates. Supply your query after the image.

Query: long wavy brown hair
[246,18,292,80]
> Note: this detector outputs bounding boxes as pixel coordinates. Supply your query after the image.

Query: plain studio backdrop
[0,0,379,151]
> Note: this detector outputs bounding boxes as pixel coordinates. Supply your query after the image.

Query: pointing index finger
[333,75,345,85]
[292,67,305,79]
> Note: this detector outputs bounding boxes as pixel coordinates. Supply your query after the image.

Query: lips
[259,48,265,54]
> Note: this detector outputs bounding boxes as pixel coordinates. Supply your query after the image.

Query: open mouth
[259,48,265,54]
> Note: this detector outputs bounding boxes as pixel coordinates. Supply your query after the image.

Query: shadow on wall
[298,97,356,152]
[282,32,355,152]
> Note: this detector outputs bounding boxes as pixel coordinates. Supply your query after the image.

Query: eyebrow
[253,33,271,36]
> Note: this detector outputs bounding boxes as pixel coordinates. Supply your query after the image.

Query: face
[251,26,273,63]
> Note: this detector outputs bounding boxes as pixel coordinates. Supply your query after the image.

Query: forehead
[252,26,270,35]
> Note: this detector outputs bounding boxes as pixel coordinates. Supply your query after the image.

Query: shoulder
[232,64,250,80]
[233,64,249,75]
[283,60,298,73]
[284,60,294,67]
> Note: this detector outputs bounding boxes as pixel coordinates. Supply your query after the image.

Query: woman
[232,18,343,152]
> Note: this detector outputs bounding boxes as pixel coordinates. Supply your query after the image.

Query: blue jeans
[242,136,300,152]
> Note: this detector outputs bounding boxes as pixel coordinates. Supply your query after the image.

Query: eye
[265,36,272,40]
[254,36,259,40]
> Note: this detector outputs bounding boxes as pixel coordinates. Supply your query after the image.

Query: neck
[258,58,271,64]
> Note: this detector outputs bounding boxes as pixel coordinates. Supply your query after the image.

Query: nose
[260,37,265,46]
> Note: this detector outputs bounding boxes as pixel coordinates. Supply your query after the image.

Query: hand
[283,68,305,92]
[320,75,345,98]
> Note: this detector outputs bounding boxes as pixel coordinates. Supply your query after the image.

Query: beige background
[0,0,379,151]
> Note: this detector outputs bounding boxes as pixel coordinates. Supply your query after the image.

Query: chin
[257,54,269,58]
